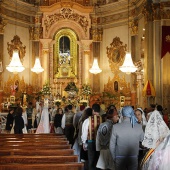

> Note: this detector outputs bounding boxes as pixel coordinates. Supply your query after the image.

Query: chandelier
[6,49,25,73]
[6,0,25,74]
[89,3,102,75]
[31,57,44,74]
[119,0,137,74]
[89,58,102,74]
[119,52,137,74]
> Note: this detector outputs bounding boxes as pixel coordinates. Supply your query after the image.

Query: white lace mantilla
[142,110,169,149]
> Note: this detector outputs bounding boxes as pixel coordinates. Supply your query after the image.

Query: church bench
[0,140,69,145]
[0,137,67,141]
[0,155,78,164]
[0,163,84,170]
[0,133,65,138]
[0,149,74,156]
[0,144,71,149]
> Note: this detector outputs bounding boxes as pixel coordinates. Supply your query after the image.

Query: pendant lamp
[89,3,102,75]
[6,49,25,73]
[31,57,44,74]
[6,0,25,74]
[119,0,137,74]
[89,58,102,74]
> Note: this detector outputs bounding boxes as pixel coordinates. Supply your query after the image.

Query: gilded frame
[53,29,78,78]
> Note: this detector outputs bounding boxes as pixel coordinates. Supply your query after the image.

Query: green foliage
[41,83,51,95]
[81,84,92,95]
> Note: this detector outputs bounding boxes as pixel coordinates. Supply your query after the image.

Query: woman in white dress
[141,110,169,170]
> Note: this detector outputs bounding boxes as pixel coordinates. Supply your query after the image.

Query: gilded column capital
[29,26,43,41]
[130,19,138,36]
[0,18,7,34]
[40,39,53,52]
[91,28,103,41]
[80,40,93,52]
[160,2,170,19]
[142,1,153,23]
[152,3,161,21]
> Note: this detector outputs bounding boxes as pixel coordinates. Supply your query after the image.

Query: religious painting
[106,37,126,74]
[10,96,15,103]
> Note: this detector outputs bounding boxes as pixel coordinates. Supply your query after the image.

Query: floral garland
[81,84,92,95]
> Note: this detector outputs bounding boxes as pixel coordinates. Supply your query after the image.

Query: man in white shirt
[81,103,102,170]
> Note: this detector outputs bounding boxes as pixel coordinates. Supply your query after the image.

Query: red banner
[161,26,170,59]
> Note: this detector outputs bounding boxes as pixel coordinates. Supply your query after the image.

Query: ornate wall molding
[7,35,26,62]
[142,1,153,23]
[44,8,89,37]
[106,36,126,74]
[0,17,7,34]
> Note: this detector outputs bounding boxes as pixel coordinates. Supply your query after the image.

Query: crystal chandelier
[119,0,137,74]
[6,49,25,73]
[31,57,44,74]
[89,4,102,75]
[119,52,137,74]
[89,58,102,74]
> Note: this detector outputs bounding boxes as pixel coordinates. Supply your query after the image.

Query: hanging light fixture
[89,3,102,75]
[6,0,25,74]
[89,58,102,74]
[119,0,137,74]
[6,49,25,73]
[31,57,44,74]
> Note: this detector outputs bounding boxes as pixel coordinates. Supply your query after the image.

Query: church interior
[0,0,170,113]
[1,0,170,169]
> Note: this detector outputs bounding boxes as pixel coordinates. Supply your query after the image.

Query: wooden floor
[0,133,83,170]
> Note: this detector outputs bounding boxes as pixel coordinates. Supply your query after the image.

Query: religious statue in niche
[59,36,71,66]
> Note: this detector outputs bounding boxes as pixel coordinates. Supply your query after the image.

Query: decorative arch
[44,20,87,40]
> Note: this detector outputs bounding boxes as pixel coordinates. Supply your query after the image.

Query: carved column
[40,39,52,84]
[142,0,154,84]
[152,3,162,104]
[80,40,93,85]
[0,17,7,97]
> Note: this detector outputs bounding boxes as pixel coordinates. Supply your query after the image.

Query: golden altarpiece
[0,0,136,111]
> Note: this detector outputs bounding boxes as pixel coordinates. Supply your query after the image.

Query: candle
[56,84,57,94]
[60,83,61,95]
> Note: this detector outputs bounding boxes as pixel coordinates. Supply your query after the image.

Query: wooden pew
[0,140,69,145]
[0,144,71,149]
[0,149,74,156]
[0,137,67,141]
[0,163,84,170]
[0,155,78,164]
[0,134,84,170]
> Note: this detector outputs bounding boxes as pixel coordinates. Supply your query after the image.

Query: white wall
[100,25,129,92]
[3,23,31,84]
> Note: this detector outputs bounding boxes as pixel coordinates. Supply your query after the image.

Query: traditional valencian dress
[96,119,115,170]
[36,98,50,133]
[141,110,169,170]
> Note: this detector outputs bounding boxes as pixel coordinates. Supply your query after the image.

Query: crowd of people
[4,100,170,170]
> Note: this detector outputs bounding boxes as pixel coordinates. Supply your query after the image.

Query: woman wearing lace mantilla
[141,110,169,170]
